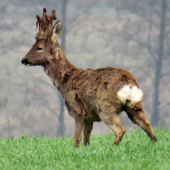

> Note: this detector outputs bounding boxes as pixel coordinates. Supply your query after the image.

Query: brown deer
[21,8,157,147]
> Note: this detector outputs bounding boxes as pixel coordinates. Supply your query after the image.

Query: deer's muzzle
[21,58,31,66]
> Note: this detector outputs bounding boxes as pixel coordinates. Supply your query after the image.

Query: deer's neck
[44,48,78,95]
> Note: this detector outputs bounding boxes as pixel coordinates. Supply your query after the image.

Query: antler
[36,8,57,39]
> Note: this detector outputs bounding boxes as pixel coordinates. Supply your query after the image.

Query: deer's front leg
[66,91,85,116]
[73,120,84,148]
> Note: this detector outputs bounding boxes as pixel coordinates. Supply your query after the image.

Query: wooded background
[0,0,170,138]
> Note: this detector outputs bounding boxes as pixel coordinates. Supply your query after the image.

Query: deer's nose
[21,58,29,65]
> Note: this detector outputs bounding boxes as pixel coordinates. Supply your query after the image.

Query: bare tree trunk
[56,0,69,137]
[151,0,166,126]
[56,92,65,137]
[61,0,68,53]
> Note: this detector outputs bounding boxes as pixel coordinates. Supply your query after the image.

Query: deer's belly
[85,111,101,122]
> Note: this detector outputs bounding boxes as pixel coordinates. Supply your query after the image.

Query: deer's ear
[51,20,62,42]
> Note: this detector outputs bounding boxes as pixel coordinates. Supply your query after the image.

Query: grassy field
[0,128,170,170]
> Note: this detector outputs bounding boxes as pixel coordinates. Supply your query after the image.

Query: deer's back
[67,67,139,95]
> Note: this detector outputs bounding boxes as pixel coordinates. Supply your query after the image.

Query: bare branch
[159,101,170,111]
[161,72,170,78]
[68,3,97,27]
[147,4,157,61]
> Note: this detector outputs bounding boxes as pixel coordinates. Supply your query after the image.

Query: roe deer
[21,8,157,147]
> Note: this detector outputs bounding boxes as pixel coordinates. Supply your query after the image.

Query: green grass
[0,128,170,170]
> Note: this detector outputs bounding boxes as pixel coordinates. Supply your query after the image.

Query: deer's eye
[37,48,43,52]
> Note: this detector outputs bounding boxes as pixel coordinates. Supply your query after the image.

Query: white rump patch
[117,85,143,105]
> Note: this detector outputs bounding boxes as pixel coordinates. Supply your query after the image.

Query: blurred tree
[56,92,65,137]
[151,0,167,126]
[61,0,69,53]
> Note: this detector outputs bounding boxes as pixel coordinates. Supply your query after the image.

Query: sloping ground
[0,128,170,170]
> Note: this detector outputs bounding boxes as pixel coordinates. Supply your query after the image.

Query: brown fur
[21,8,157,147]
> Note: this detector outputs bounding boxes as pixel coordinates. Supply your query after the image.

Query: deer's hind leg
[83,122,93,146]
[125,102,157,142]
[99,112,126,145]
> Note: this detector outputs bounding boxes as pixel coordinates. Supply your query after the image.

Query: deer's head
[21,8,62,66]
